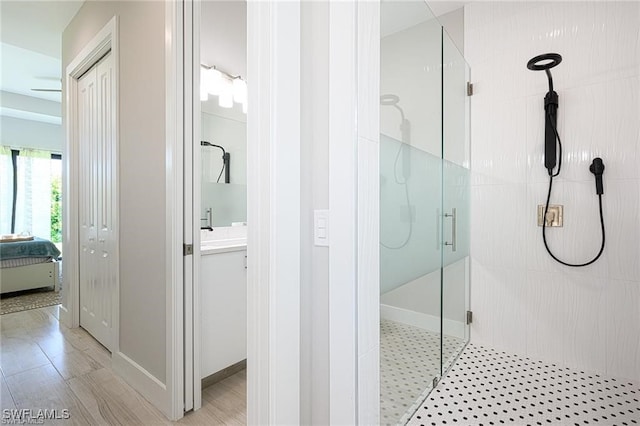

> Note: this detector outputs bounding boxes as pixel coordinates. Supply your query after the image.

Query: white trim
[356,1,381,424]
[165,0,185,421]
[185,0,201,413]
[62,16,119,356]
[328,2,359,424]
[112,352,169,412]
[380,304,466,338]
[247,1,301,424]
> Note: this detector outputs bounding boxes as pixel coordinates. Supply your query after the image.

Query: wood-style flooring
[0,306,246,425]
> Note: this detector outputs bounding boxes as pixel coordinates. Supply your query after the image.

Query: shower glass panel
[380,3,471,425]
[380,1,443,424]
[441,29,471,374]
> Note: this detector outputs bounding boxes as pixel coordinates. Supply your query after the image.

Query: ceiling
[0,0,464,120]
[382,0,466,37]
[0,1,83,107]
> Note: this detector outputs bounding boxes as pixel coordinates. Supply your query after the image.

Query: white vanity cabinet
[200,246,247,378]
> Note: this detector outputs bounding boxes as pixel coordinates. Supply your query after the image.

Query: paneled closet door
[78,52,115,351]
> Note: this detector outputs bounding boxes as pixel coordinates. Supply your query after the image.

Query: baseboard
[202,359,246,389]
[112,351,169,418]
[380,304,465,338]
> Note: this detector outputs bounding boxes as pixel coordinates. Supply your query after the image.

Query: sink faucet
[201,208,213,230]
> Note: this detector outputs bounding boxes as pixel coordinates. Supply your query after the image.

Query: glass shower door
[379,1,443,424]
[441,29,471,374]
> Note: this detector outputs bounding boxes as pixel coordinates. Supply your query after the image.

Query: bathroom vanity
[200,228,247,379]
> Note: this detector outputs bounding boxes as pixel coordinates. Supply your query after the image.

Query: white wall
[300,2,330,423]
[467,1,640,382]
[63,0,167,383]
[1,91,62,152]
[1,116,61,152]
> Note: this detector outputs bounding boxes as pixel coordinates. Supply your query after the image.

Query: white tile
[470,97,528,184]
[525,270,566,365]
[466,0,640,384]
[605,280,640,382]
[469,258,494,347]
[470,184,527,270]
[603,179,640,282]
[561,271,607,374]
[486,268,527,356]
[408,343,640,426]
[379,320,465,425]
[559,180,609,277]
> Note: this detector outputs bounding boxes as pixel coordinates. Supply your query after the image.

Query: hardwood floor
[0,306,246,425]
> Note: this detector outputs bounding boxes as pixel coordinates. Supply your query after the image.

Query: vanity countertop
[200,226,247,255]
[201,238,247,255]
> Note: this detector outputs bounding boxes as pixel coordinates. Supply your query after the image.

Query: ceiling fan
[31,76,61,93]
[31,88,61,92]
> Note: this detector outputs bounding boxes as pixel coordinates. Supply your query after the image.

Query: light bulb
[218,77,234,108]
[233,78,247,104]
[200,67,209,100]
[205,68,223,95]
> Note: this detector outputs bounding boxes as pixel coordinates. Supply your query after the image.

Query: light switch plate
[538,204,563,227]
[314,210,329,246]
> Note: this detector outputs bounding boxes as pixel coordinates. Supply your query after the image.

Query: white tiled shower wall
[466,2,640,382]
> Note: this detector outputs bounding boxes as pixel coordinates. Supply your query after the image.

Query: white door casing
[78,52,116,351]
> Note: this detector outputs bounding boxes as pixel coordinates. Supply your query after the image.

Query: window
[0,147,62,243]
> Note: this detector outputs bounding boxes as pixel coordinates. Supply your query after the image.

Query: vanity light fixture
[201,64,247,112]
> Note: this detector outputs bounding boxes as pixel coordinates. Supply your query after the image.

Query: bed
[0,236,61,294]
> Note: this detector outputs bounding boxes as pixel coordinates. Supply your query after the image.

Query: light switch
[314,209,329,247]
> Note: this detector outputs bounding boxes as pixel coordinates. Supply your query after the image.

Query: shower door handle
[444,208,457,252]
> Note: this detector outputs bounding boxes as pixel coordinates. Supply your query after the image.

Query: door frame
[327,1,380,423]
[182,0,303,422]
[61,16,119,356]
[246,2,302,423]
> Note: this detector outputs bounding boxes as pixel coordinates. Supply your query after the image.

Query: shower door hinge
[183,243,193,256]
[466,310,473,325]
[467,82,474,96]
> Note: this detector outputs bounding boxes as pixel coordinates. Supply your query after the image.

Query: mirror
[200,0,247,228]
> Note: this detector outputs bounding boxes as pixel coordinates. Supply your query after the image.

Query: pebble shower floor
[407,344,640,426]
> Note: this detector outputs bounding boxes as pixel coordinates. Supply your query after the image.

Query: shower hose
[542,113,606,267]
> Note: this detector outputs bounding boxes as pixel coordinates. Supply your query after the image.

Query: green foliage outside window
[51,176,62,243]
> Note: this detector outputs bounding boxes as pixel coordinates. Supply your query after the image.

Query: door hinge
[466,310,473,325]
[467,82,474,96]
[183,243,193,256]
